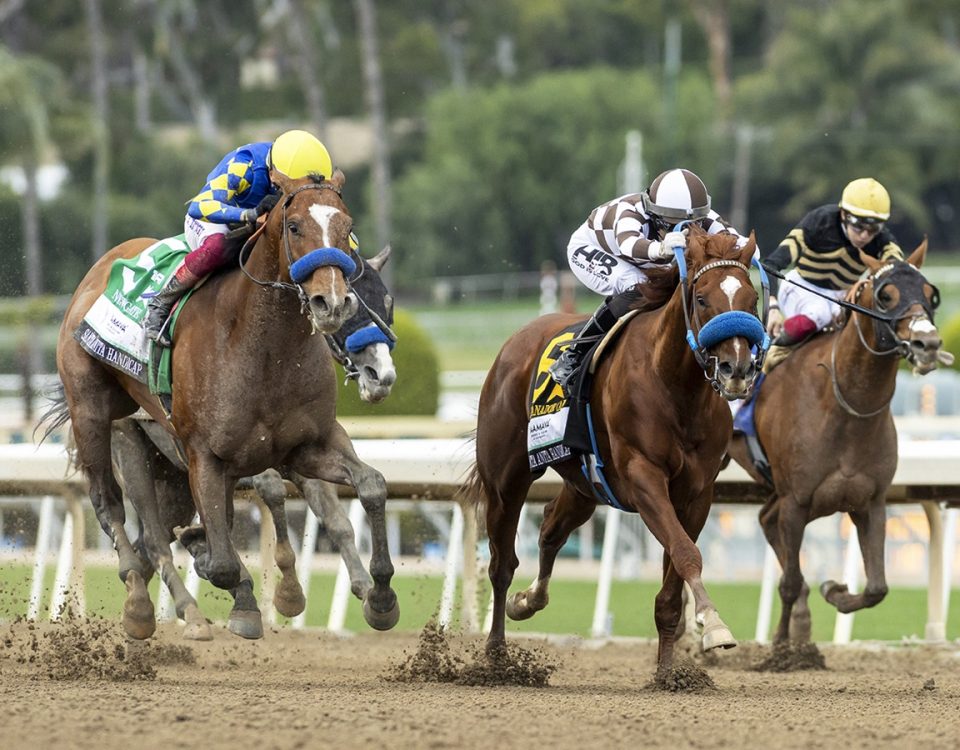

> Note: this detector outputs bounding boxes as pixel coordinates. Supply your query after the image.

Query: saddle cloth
[732,372,774,486]
[73,235,189,395]
[526,310,641,471]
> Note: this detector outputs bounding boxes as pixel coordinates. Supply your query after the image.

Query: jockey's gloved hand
[766,300,784,337]
[646,239,676,262]
[662,231,687,252]
[256,193,280,216]
[239,208,259,225]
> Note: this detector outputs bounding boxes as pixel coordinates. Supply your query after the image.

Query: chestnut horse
[108,246,397,640]
[465,227,766,682]
[728,241,945,648]
[51,171,398,637]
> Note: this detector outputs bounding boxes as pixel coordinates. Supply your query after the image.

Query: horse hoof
[182,604,213,641]
[363,594,400,631]
[351,578,374,602]
[820,580,847,601]
[273,588,306,619]
[227,609,264,640]
[122,571,156,640]
[700,608,737,651]
[505,591,543,621]
[702,625,737,651]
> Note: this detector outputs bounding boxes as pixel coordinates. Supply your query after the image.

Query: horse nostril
[310,295,330,314]
[718,362,734,378]
[363,365,379,383]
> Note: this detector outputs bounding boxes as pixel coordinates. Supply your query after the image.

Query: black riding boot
[548,290,641,392]
[143,276,191,347]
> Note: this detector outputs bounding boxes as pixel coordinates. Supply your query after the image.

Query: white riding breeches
[778,269,847,330]
[566,222,650,297]
[183,215,229,253]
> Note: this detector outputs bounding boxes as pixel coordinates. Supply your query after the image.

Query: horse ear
[272,171,296,195]
[859,250,884,274]
[330,168,346,190]
[367,244,391,272]
[737,231,757,266]
[906,236,928,269]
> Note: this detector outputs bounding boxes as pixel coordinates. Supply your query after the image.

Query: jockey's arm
[613,208,668,262]
[186,156,256,225]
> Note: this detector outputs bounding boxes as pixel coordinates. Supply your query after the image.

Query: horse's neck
[646,288,713,403]
[221,235,311,351]
[832,312,899,405]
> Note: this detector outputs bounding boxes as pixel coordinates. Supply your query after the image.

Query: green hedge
[335,309,440,416]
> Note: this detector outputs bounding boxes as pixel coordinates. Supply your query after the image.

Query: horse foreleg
[186,451,242,590]
[294,473,373,601]
[758,495,810,642]
[769,497,810,644]
[822,498,889,613]
[507,485,594,621]
[289,429,399,631]
[227,563,264,640]
[251,470,306,618]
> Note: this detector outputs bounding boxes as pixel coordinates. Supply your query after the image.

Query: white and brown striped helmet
[641,168,711,221]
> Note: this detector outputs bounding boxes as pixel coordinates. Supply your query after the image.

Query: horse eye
[876,289,891,308]
[696,295,707,307]
[287,221,300,235]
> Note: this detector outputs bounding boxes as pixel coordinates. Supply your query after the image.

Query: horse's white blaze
[720,275,742,309]
[308,204,340,247]
[910,317,937,334]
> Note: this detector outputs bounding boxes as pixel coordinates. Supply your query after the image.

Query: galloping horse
[51,170,398,637]
[728,241,945,648]
[465,227,766,682]
[108,247,397,640]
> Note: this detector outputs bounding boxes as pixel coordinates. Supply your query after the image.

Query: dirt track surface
[2,619,960,750]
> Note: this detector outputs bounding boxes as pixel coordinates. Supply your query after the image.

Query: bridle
[236,181,396,348]
[822,262,939,418]
[675,246,769,393]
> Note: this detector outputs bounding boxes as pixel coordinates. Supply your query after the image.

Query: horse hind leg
[252,470,306,618]
[506,484,594,621]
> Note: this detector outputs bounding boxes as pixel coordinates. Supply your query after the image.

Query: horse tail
[456,431,492,512]
[34,380,72,446]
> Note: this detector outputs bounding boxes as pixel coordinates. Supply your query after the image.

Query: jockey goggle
[844,213,885,235]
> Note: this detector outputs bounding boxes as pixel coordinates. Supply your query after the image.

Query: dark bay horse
[51,170,398,638]
[109,247,397,640]
[465,228,766,682]
[728,241,945,649]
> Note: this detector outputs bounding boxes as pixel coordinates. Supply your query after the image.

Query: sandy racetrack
[2,619,960,750]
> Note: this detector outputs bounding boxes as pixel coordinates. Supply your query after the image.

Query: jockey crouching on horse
[144,129,356,346]
[761,177,904,371]
[548,168,752,393]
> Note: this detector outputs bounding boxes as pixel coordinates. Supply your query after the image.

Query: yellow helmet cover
[269,129,333,180]
[839,178,890,220]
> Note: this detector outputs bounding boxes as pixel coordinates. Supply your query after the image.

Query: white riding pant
[778,269,847,330]
[565,222,650,297]
[183,215,229,253]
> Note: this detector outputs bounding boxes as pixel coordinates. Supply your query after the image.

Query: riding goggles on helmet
[845,213,885,233]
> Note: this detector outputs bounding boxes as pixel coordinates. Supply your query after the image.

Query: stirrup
[548,351,579,389]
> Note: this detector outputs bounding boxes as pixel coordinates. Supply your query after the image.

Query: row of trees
[1,0,959,297]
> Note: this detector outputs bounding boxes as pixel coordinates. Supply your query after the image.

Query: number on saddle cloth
[73,235,190,388]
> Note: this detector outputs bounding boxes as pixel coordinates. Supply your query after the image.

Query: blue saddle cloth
[733,372,765,437]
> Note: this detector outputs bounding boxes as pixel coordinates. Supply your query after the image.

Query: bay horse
[50,170,399,638]
[464,227,766,683]
[727,241,945,649]
[107,246,396,640]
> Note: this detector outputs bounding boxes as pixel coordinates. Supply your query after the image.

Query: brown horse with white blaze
[464,227,766,682]
[728,241,945,649]
[52,170,399,638]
